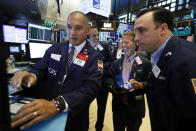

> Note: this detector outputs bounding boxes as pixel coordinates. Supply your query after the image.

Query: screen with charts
[29,42,52,59]
[28,23,51,42]
[2,24,28,44]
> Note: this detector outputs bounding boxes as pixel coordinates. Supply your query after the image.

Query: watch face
[57,96,66,111]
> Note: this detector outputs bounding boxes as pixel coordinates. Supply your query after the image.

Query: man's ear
[87,25,91,35]
[160,23,168,36]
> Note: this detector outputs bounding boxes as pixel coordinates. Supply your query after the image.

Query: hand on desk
[128,79,144,92]
[10,71,36,90]
[11,99,57,130]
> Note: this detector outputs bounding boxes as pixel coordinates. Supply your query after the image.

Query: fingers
[20,114,44,130]
[12,99,57,129]
[98,63,103,69]
[129,88,136,92]
[10,71,36,89]
[12,102,39,128]
[129,79,143,90]
[26,74,36,88]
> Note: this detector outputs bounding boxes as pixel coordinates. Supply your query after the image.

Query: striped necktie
[66,46,75,72]
[123,58,131,85]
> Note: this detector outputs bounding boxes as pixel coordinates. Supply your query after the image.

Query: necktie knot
[69,46,75,54]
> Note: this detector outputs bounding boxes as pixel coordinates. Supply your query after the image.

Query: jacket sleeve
[28,45,54,82]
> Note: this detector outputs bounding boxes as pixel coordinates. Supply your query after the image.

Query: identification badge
[73,53,88,67]
[51,54,61,61]
[152,64,161,78]
[116,49,122,59]
[97,44,104,51]
[134,56,142,65]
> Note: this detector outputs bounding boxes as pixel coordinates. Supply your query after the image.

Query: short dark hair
[136,7,174,31]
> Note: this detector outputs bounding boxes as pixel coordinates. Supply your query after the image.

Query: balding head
[66,11,90,46]
[68,11,89,26]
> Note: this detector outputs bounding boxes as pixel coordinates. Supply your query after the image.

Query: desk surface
[7,66,30,74]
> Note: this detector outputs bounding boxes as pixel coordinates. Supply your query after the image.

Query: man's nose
[134,35,139,43]
[71,28,77,35]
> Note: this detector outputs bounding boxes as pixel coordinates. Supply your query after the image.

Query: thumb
[26,75,36,88]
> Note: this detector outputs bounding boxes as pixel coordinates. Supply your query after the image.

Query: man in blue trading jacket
[108,31,151,131]
[10,11,102,131]
[88,26,113,131]
[133,7,196,131]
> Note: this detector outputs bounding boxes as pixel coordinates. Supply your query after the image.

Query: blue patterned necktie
[65,46,75,73]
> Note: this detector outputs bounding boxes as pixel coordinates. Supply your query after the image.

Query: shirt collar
[125,52,136,61]
[94,43,99,50]
[151,34,173,65]
[69,40,86,53]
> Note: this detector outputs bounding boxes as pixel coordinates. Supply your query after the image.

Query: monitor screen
[60,30,68,42]
[117,23,133,36]
[28,23,51,42]
[29,42,52,59]
[9,46,21,53]
[3,25,28,43]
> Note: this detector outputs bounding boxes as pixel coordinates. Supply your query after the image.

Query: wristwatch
[56,96,66,111]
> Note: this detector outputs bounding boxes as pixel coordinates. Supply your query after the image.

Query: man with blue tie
[10,11,102,131]
[88,26,113,131]
[108,31,151,131]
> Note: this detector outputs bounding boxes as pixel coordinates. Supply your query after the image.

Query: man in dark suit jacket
[10,11,102,131]
[133,7,196,131]
[88,26,113,131]
[108,31,151,131]
[112,40,124,60]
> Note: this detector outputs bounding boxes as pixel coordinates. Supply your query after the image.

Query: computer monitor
[29,42,52,59]
[2,24,28,44]
[117,23,133,36]
[28,23,52,43]
[9,45,21,54]
[60,30,68,42]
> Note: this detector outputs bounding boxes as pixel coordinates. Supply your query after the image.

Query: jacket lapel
[157,36,178,70]
[60,42,69,75]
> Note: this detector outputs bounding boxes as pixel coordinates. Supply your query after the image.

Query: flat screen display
[117,23,133,36]
[10,46,20,53]
[28,23,51,42]
[3,25,28,43]
[60,30,68,42]
[29,42,52,59]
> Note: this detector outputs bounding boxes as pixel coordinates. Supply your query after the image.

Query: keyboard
[15,61,33,66]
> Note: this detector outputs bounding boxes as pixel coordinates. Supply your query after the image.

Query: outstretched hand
[11,99,57,130]
[10,71,36,90]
